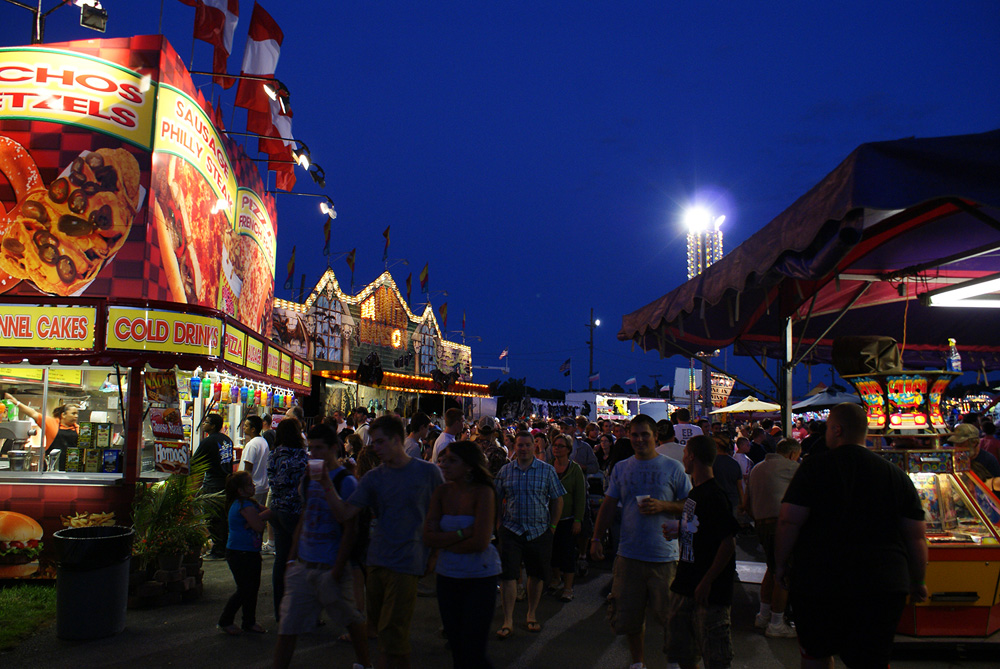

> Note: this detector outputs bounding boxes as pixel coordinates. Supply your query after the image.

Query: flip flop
[242,623,266,634]
[526,620,541,633]
[559,590,574,602]
[496,626,512,640]
[218,624,241,636]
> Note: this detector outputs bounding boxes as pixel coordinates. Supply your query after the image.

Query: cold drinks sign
[105,306,222,356]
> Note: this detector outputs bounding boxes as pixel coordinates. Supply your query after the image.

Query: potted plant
[131,463,222,571]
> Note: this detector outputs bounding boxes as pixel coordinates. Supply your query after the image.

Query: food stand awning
[619,129,1000,372]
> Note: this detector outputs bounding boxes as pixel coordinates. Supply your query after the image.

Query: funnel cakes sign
[0,35,277,338]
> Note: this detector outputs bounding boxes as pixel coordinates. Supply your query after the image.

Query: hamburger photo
[0,510,43,578]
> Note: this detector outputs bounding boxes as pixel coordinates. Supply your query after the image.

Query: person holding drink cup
[273,424,372,669]
[590,414,691,669]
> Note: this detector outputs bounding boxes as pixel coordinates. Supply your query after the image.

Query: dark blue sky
[15,1,1000,396]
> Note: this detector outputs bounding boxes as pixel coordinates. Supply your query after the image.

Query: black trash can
[53,525,135,640]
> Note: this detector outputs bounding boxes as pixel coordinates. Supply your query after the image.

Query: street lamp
[586,308,600,389]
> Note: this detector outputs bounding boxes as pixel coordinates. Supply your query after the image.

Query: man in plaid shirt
[494,431,567,639]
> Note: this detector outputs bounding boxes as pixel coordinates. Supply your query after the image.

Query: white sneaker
[765,620,797,638]
[754,612,769,629]
[629,663,647,669]
[261,542,275,555]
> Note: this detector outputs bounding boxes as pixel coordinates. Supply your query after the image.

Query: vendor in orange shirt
[4,392,79,471]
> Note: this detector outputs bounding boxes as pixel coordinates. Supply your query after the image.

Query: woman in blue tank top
[423,440,501,668]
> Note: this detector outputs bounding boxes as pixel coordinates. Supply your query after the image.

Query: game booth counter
[0,35,311,577]
[838,366,1000,639]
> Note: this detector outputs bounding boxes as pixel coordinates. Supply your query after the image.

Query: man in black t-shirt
[664,435,740,668]
[775,403,927,668]
[192,413,234,559]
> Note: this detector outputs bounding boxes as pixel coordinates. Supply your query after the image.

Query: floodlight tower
[685,207,725,280]
[684,207,725,417]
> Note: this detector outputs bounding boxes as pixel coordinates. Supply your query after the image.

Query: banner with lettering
[0,305,96,349]
[106,306,222,356]
[0,35,276,338]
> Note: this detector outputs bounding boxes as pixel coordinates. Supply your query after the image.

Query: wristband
[590,538,601,543]
[549,524,557,530]
[456,528,464,539]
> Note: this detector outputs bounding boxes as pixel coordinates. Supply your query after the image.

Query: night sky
[12,1,1000,396]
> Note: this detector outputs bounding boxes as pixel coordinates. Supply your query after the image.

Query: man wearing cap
[476,416,508,476]
[950,422,1000,478]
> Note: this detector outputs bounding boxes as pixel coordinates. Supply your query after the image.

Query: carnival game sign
[0,305,95,349]
[0,47,156,149]
[106,306,221,356]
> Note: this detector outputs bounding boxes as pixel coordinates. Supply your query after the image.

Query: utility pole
[586,308,600,390]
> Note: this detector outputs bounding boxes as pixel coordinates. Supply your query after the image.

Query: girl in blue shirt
[219,470,273,635]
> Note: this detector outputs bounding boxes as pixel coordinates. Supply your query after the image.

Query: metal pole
[780,317,794,434]
[588,307,595,389]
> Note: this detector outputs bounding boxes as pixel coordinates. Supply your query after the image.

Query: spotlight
[292,141,311,169]
[310,165,326,188]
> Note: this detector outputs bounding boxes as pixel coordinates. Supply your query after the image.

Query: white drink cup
[308,459,324,481]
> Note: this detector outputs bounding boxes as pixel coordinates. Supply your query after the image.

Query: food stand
[0,36,309,571]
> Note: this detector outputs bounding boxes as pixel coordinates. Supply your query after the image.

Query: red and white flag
[180,0,239,89]
[234,2,283,112]
[251,96,295,190]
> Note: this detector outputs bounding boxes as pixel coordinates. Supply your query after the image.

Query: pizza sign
[224,328,245,365]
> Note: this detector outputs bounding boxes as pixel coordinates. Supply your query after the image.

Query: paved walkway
[3,537,997,668]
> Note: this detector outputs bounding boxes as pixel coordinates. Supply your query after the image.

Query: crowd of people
[185,400,1000,669]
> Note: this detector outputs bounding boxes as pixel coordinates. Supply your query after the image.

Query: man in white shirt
[240,415,270,506]
[331,409,348,434]
[672,408,703,447]
[431,407,464,462]
[655,419,686,463]
[352,407,371,446]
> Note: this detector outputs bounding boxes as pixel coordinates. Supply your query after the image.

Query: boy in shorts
[273,424,371,669]
[325,414,445,669]
[664,435,739,669]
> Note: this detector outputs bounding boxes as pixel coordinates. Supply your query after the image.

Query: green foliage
[0,584,56,651]
[131,459,223,567]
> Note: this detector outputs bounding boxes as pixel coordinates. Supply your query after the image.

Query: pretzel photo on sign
[0,138,142,296]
